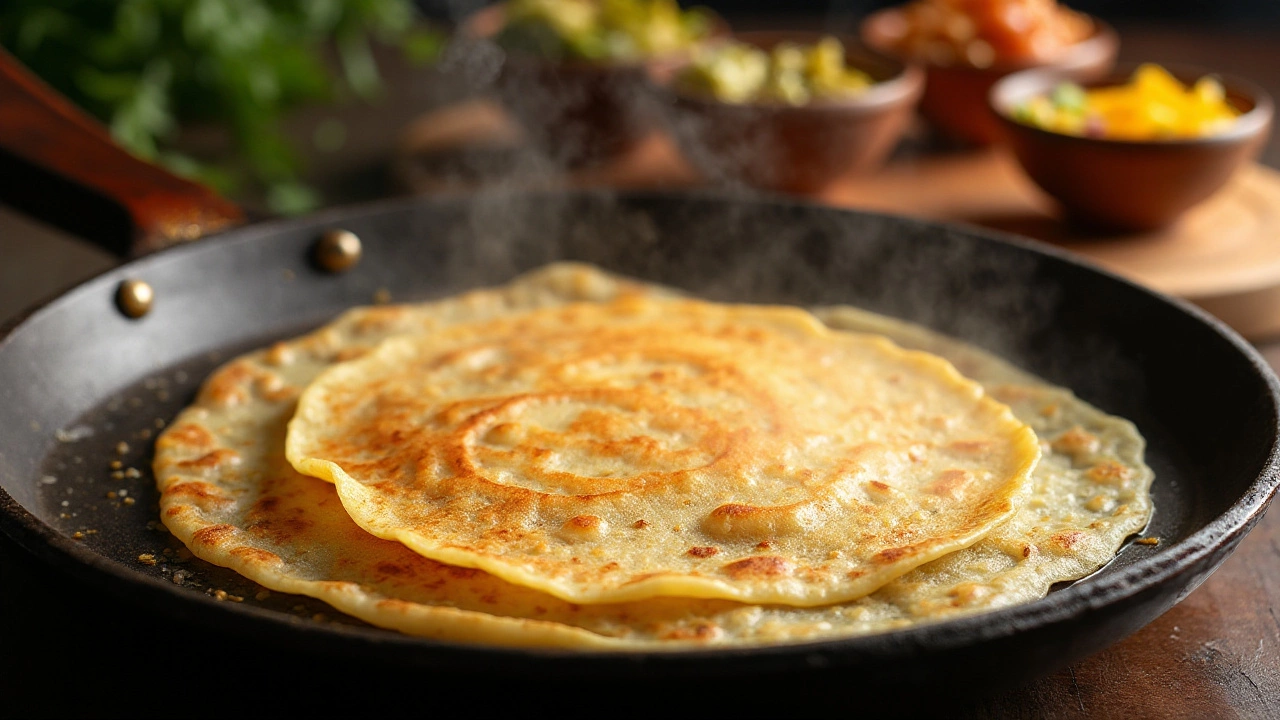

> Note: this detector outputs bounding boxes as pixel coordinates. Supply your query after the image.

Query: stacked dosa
[285,297,1039,605]
[153,263,1153,648]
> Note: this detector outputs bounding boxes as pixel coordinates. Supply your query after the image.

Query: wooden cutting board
[395,99,1280,339]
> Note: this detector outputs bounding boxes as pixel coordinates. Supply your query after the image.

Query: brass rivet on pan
[315,229,362,273]
[116,279,154,319]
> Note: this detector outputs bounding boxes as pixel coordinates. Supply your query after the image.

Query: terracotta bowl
[990,66,1274,231]
[661,32,924,195]
[860,9,1118,146]
[460,5,719,166]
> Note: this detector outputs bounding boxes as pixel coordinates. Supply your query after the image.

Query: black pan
[1,56,1278,717]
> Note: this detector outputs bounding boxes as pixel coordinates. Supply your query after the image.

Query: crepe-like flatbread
[154,264,1152,648]
[284,297,1039,606]
[813,306,1153,620]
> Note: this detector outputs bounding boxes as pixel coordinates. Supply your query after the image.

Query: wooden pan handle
[0,47,243,257]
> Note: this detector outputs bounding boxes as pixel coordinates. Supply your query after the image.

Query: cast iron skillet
[1,51,1278,714]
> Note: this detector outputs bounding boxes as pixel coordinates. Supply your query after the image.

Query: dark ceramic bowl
[460,5,722,166]
[661,31,924,195]
[990,66,1274,231]
[861,9,1118,146]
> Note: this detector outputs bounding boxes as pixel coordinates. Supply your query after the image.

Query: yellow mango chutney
[1013,64,1240,140]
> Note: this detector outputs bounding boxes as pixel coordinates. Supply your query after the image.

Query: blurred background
[3,0,1277,216]
[3,0,1280,324]
[424,0,1280,24]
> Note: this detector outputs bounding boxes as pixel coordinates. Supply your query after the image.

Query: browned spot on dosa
[947,582,990,606]
[873,546,914,564]
[263,342,294,367]
[929,469,971,497]
[722,555,793,580]
[245,496,314,543]
[198,362,254,408]
[334,347,368,362]
[565,515,603,530]
[1052,426,1100,459]
[230,546,281,566]
[1049,530,1086,555]
[376,599,413,613]
[192,523,235,547]
[703,501,816,539]
[374,561,415,579]
[164,481,232,507]
[1086,460,1133,484]
[687,546,719,558]
[660,623,723,641]
[156,423,214,451]
[175,449,241,471]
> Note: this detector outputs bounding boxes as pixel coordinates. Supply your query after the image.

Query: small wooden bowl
[860,9,1118,146]
[661,32,924,195]
[991,66,1274,231]
[459,5,719,166]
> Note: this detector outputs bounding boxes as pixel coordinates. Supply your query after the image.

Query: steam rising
[396,6,1137,407]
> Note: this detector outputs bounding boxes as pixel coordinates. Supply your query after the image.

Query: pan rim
[1,188,1277,667]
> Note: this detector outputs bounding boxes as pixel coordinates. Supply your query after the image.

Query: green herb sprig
[2,0,443,214]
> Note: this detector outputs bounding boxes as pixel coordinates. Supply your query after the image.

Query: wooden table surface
[1,22,1278,719]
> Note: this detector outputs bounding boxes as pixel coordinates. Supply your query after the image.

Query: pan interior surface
[0,191,1275,676]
